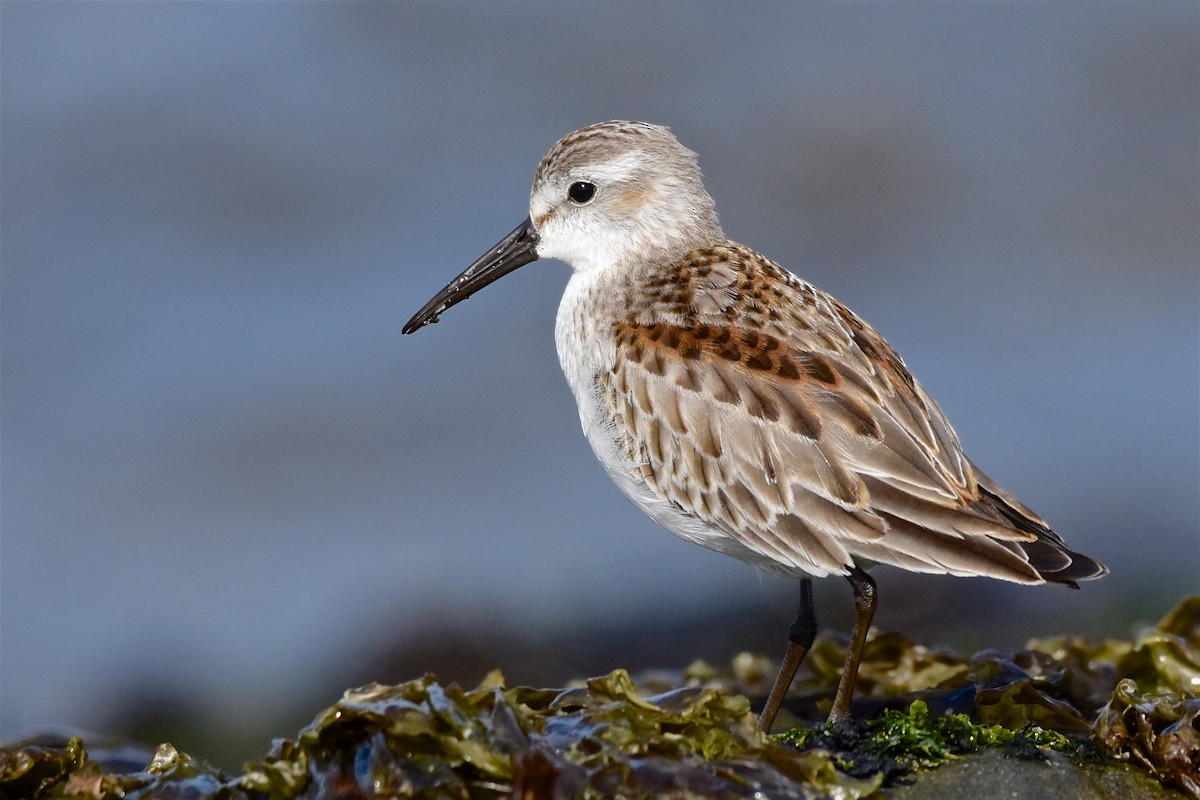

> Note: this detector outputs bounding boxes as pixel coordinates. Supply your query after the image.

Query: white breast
[553,270,788,571]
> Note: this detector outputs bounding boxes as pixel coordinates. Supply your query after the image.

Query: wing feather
[596,242,1099,583]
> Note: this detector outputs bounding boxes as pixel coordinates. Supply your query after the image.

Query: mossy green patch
[777,699,1099,786]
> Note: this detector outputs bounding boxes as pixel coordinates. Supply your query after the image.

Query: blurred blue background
[2,1,1196,767]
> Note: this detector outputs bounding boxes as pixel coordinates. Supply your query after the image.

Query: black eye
[568,181,596,204]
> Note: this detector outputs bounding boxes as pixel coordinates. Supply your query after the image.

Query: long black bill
[402,217,539,334]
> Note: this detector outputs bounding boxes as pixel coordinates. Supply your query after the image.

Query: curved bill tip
[402,217,539,334]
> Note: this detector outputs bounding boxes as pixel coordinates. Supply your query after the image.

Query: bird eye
[568,181,596,204]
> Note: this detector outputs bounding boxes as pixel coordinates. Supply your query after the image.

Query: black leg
[828,566,877,723]
[758,578,817,732]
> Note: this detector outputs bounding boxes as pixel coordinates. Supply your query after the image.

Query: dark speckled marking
[800,354,839,386]
[746,352,773,371]
[719,345,741,361]
[753,389,780,421]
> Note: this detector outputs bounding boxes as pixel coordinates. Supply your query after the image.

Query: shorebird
[403,121,1107,731]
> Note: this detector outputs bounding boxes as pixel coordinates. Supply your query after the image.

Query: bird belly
[580,396,793,571]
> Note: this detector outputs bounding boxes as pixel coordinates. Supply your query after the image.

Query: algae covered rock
[0,672,879,800]
[1092,597,1200,798]
[2,596,1197,799]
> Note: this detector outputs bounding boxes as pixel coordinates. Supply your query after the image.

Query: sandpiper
[403,121,1107,731]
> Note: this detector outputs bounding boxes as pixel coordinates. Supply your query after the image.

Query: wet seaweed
[2,596,1196,799]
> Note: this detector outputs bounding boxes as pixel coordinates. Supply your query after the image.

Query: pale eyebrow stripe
[573,150,647,184]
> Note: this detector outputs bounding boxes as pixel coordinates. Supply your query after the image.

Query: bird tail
[974,475,1109,588]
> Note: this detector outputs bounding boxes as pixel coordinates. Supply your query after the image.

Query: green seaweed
[2,596,1196,799]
